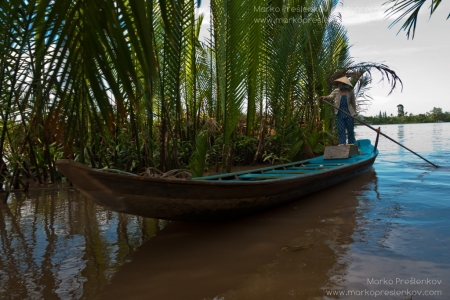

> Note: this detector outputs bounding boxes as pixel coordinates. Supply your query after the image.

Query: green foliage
[189,130,208,177]
[384,0,449,39]
[0,0,403,186]
[262,151,290,165]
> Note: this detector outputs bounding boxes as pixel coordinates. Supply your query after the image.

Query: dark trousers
[337,112,355,144]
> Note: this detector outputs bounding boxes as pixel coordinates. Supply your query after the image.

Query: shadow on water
[0,170,379,300]
[98,170,378,300]
[0,189,160,299]
[3,124,448,299]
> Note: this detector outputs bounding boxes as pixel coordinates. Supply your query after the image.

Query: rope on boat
[94,169,138,176]
[95,167,193,180]
[139,167,193,180]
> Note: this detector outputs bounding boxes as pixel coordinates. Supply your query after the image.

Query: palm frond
[384,0,446,39]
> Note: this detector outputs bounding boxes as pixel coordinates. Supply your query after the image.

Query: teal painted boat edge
[265,169,335,173]
[238,173,303,178]
[54,138,378,221]
[195,139,376,182]
[194,159,311,181]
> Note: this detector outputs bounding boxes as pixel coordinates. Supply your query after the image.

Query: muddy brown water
[1,123,449,299]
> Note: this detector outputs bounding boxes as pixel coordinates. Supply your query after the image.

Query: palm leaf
[383,0,447,39]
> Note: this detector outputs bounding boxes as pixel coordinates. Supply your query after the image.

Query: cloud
[337,6,387,25]
[335,1,430,26]
[351,45,441,59]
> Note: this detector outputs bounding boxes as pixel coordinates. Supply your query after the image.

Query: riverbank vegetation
[0,0,402,189]
[364,107,450,125]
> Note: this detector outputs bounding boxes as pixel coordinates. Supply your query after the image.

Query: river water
[0,123,449,300]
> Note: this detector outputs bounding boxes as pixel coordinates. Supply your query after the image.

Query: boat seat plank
[265,169,328,174]
[292,163,344,167]
[286,167,332,171]
[290,164,343,167]
[237,173,300,180]
[287,167,330,170]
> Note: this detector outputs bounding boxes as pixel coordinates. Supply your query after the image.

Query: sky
[196,0,450,117]
[335,0,450,117]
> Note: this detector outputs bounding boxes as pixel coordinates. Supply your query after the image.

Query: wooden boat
[55,139,378,221]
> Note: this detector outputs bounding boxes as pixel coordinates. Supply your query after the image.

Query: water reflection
[397,125,406,156]
[98,170,378,300]
[397,124,404,140]
[432,123,444,153]
[2,123,449,300]
[0,168,384,300]
[0,189,159,299]
[339,123,450,299]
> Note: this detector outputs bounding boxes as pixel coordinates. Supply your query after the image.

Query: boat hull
[56,140,377,221]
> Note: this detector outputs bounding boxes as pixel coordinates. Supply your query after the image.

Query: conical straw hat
[333,77,353,87]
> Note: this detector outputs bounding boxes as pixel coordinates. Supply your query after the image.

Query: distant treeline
[363,107,450,125]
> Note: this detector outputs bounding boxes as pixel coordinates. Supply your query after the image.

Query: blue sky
[197,0,450,117]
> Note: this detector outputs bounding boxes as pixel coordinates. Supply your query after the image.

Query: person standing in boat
[320,77,357,145]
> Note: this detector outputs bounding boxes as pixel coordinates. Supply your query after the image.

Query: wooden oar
[320,99,439,168]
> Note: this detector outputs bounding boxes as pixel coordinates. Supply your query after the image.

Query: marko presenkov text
[367,278,443,285]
